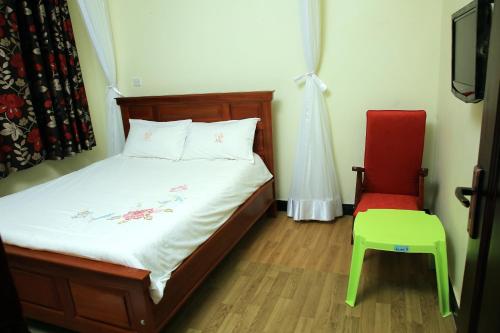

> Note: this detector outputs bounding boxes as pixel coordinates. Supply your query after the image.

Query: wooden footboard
[5,179,274,333]
[7,244,154,332]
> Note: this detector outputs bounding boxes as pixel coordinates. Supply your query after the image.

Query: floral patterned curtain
[0,0,95,179]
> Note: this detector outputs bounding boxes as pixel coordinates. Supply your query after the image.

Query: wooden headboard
[116,91,275,175]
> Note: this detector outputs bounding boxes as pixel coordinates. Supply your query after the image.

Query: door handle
[455,187,473,207]
[455,166,483,239]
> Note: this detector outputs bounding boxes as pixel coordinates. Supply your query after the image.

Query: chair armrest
[418,168,428,209]
[352,166,365,208]
[419,168,429,177]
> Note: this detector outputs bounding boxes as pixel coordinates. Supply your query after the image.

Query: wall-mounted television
[451,0,492,103]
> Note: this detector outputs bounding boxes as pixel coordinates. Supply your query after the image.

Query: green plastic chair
[345,209,451,317]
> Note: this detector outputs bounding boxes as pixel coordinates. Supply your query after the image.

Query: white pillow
[181,118,260,162]
[123,119,192,160]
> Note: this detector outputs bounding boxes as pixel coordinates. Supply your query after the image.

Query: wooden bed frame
[4,91,275,333]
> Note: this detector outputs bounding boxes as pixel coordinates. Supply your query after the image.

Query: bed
[3,91,275,333]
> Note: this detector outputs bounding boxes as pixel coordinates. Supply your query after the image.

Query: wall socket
[132,77,142,87]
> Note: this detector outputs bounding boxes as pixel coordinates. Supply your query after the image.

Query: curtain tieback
[293,72,327,92]
[107,85,123,96]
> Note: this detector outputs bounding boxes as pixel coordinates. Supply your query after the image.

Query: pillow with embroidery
[181,118,260,162]
[123,119,192,160]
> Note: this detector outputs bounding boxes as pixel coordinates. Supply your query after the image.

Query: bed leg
[267,201,277,218]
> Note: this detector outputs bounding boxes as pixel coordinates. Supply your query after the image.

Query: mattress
[0,154,272,303]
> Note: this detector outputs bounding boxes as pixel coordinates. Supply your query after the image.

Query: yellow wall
[1,0,443,202]
[107,0,443,202]
[433,0,484,304]
[0,0,108,197]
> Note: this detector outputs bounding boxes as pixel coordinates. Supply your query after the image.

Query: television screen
[453,9,476,93]
[451,1,491,103]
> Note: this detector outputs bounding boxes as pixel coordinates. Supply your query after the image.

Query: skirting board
[276,200,354,215]
[450,279,459,323]
[278,200,430,220]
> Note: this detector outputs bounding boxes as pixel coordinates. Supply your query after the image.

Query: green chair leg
[434,241,451,317]
[345,237,366,307]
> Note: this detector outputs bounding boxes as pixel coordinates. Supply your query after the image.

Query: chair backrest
[363,110,426,196]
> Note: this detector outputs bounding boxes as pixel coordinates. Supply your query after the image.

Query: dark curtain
[0,0,42,177]
[0,0,96,179]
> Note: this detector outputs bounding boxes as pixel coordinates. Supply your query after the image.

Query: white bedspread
[0,154,272,303]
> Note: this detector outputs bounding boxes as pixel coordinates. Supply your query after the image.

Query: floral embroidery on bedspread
[115,207,173,223]
[72,210,92,219]
[71,206,174,224]
[169,184,188,192]
[71,188,188,224]
[215,132,224,143]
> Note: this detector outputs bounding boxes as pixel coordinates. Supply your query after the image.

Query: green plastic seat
[345,209,451,317]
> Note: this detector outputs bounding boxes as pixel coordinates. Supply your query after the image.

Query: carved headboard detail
[116,91,274,175]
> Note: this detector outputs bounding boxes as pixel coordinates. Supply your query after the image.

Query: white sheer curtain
[287,0,343,221]
[76,0,125,156]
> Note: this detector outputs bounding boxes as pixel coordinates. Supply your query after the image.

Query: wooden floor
[29,212,456,333]
[164,212,455,333]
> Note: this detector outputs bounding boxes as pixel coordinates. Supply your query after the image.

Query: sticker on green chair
[394,245,409,252]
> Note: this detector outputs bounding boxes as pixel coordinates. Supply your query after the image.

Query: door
[457,1,500,332]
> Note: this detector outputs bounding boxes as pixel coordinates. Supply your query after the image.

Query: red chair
[352,110,428,240]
